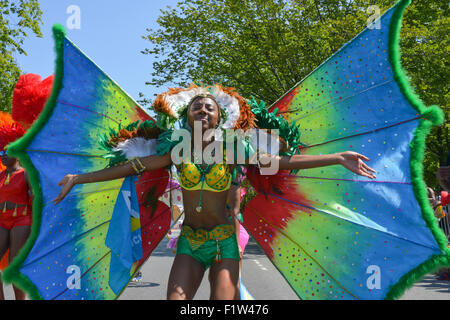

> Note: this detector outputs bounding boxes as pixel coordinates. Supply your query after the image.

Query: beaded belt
[181,224,235,251]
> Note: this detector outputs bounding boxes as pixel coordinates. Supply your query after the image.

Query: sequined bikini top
[178,160,231,192]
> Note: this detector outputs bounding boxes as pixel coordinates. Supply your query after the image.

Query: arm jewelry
[129,157,147,175]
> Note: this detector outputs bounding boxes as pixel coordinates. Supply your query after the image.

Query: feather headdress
[0,112,26,151]
[152,83,255,131]
[12,73,54,129]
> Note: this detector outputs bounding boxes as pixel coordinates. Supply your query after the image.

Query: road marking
[252,259,268,271]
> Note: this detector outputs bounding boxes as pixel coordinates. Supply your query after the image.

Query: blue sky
[16,0,180,104]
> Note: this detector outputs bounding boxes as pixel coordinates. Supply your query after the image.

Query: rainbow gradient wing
[243,0,449,300]
[4,25,171,300]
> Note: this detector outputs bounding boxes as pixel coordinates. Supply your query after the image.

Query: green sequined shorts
[176,224,240,270]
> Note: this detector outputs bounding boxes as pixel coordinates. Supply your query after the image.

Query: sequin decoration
[242,3,444,300]
[8,32,171,300]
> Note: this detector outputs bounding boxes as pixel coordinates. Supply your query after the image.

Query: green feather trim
[98,120,158,167]
[249,97,305,157]
[155,112,177,131]
[383,0,449,300]
[232,135,257,164]
[156,129,180,156]
[248,97,305,175]
[2,24,67,300]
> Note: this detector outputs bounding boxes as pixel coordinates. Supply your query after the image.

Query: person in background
[0,74,53,299]
[427,187,444,219]
[435,152,450,281]
[0,149,33,300]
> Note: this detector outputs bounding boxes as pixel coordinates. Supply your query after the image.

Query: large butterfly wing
[4,25,170,300]
[243,0,449,300]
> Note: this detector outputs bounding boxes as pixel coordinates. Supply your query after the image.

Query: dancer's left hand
[337,151,376,179]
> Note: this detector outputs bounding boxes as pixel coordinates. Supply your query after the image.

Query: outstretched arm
[261,151,376,179]
[53,153,172,204]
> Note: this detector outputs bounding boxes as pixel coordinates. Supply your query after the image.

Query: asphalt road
[119,235,300,300]
[2,235,449,300]
[118,235,450,301]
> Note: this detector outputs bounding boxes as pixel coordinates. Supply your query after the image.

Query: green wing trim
[2,24,67,300]
[384,0,449,300]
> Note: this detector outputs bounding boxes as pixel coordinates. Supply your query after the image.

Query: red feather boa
[12,73,54,128]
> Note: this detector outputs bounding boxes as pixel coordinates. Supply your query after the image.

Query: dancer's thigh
[9,225,30,260]
[167,254,205,300]
[0,227,9,260]
[209,258,239,300]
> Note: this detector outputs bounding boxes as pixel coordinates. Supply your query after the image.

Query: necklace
[191,141,216,213]
[194,163,212,213]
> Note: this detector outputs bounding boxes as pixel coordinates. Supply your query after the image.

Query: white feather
[162,86,240,128]
[210,86,240,129]
[113,137,158,159]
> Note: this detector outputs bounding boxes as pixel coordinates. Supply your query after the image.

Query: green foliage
[399,1,449,191]
[143,0,448,192]
[142,0,394,102]
[0,54,21,112]
[0,0,43,112]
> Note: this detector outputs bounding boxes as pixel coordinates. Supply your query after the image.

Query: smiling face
[187,96,220,132]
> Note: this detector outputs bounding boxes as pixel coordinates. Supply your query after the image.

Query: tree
[142,0,448,190]
[0,0,43,112]
[142,0,395,102]
[400,1,449,190]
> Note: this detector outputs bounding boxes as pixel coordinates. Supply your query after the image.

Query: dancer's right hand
[53,174,77,205]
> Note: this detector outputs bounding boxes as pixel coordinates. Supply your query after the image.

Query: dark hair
[187,94,223,124]
[187,94,219,110]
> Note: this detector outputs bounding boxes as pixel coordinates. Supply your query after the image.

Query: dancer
[0,113,32,300]
[0,74,52,300]
[7,2,449,301]
[53,84,376,300]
